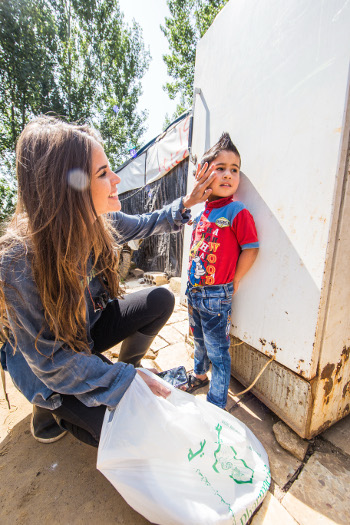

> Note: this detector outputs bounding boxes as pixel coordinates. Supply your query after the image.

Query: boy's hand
[233,277,240,295]
[182,162,216,209]
[233,248,259,294]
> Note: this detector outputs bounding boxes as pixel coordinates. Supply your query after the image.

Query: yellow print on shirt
[190,233,205,258]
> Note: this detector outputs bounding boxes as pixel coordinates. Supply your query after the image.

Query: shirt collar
[205,196,234,210]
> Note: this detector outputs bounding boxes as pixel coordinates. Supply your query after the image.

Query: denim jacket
[0,198,190,410]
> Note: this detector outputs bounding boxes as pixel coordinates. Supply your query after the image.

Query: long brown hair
[0,116,122,353]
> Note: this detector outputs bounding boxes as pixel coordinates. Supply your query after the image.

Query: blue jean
[186,282,233,409]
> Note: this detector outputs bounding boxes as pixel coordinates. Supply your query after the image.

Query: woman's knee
[147,286,175,316]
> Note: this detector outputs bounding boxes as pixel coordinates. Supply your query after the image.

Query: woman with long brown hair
[0,116,214,447]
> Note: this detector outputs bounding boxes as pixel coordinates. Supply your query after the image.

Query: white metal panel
[186,0,350,377]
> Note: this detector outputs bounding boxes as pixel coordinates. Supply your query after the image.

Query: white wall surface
[183,0,350,378]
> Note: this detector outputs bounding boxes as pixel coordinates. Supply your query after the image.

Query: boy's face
[207,150,240,202]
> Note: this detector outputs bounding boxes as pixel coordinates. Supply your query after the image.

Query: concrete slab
[228,391,302,488]
[167,308,189,324]
[273,421,309,461]
[158,324,185,345]
[282,450,350,525]
[251,492,298,524]
[169,277,181,294]
[171,320,190,337]
[149,336,168,352]
[321,414,350,456]
[140,358,161,372]
[154,342,193,372]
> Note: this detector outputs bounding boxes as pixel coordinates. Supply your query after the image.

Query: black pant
[51,286,174,447]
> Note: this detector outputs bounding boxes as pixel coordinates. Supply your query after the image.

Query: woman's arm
[111,163,216,243]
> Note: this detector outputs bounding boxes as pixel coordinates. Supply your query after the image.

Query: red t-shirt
[188,196,259,287]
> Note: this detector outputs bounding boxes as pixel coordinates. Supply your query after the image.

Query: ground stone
[109,342,122,357]
[140,358,161,372]
[228,392,302,488]
[144,349,156,360]
[167,308,189,324]
[321,413,350,456]
[273,420,309,461]
[171,320,189,337]
[282,450,350,524]
[154,342,193,372]
[251,492,298,524]
[149,336,168,352]
[130,268,144,278]
[158,324,185,345]
[169,277,181,294]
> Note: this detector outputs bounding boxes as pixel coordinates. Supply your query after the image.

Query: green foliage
[162,0,229,118]
[0,0,150,175]
[0,0,59,152]
[0,178,17,232]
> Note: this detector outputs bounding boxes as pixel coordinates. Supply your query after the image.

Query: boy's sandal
[186,373,209,393]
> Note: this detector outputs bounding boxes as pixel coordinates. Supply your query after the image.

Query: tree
[0,0,150,177]
[161,0,229,117]
[0,0,59,154]
[0,178,16,233]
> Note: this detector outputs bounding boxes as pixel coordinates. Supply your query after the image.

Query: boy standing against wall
[185,133,259,409]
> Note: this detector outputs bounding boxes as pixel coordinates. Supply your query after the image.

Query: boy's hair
[201,132,241,168]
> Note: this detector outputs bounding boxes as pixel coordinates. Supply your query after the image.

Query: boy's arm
[233,248,259,295]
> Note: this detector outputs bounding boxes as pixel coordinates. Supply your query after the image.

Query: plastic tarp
[117,112,191,195]
[119,159,188,277]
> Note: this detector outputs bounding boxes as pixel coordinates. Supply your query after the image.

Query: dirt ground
[0,370,151,525]
[0,281,186,525]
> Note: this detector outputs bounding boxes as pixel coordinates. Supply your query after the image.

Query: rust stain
[343,404,350,417]
[321,363,335,380]
[324,378,333,397]
[259,338,266,346]
[335,361,342,376]
[343,381,350,398]
[268,341,281,354]
[296,358,306,376]
[341,346,350,362]
[316,420,332,435]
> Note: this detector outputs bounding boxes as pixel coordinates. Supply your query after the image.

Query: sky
[118,0,179,146]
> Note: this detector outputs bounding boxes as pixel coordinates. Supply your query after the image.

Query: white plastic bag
[97,371,270,525]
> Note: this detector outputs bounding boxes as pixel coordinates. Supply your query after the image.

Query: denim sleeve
[2,253,136,408]
[109,197,191,243]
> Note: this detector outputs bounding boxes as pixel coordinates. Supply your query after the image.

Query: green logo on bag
[187,423,254,485]
[212,424,254,484]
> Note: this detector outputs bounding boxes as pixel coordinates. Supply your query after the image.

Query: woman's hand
[137,370,171,399]
[182,162,215,209]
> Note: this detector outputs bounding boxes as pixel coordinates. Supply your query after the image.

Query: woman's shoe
[30,405,67,444]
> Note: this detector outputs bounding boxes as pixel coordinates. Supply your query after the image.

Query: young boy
[185,133,259,409]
